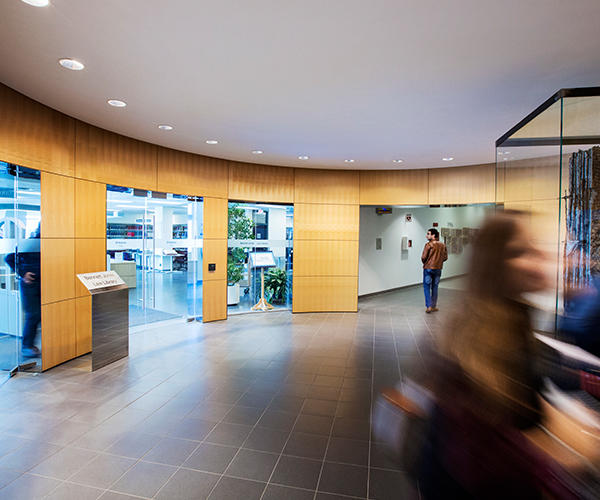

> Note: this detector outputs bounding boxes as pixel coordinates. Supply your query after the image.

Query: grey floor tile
[155,468,219,500]
[0,468,22,489]
[204,422,252,447]
[98,492,142,500]
[369,468,415,500]
[293,414,334,436]
[317,462,368,498]
[270,456,322,490]
[30,446,97,479]
[105,432,161,459]
[110,461,176,497]
[326,437,369,466]
[69,454,136,489]
[283,432,328,460]
[0,441,62,472]
[167,418,215,442]
[183,443,237,473]
[142,437,198,466]
[0,473,61,499]
[224,449,278,482]
[44,481,104,500]
[242,427,290,454]
[188,403,233,422]
[207,476,265,500]
[222,405,263,426]
[262,484,315,500]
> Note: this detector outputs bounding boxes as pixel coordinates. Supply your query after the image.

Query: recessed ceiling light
[298,155,309,160]
[107,99,127,107]
[442,157,454,161]
[392,159,403,163]
[206,140,218,145]
[252,150,263,155]
[344,159,355,163]
[22,0,49,6]
[158,125,173,131]
[503,151,511,155]
[58,58,84,71]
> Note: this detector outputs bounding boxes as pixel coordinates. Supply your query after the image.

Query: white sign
[77,271,126,291]
[249,251,276,268]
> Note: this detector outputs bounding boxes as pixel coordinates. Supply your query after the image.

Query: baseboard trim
[358,274,467,299]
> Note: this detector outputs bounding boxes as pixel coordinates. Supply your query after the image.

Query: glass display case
[496,87,600,326]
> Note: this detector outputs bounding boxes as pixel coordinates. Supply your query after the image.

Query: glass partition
[496,87,600,328]
[107,186,203,327]
[0,162,42,379]
[227,202,293,314]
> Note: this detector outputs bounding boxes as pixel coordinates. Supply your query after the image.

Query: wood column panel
[295,169,359,205]
[294,240,359,277]
[203,279,227,322]
[41,239,75,305]
[229,162,294,203]
[428,164,495,205]
[502,156,561,202]
[293,276,358,313]
[359,169,429,205]
[203,239,227,281]
[0,84,75,176]
[157,148,228,198]
[75,239,107,297]
[294,203,359,241]
[75,122,158,190]
[42,298,76,370]
[75,296,92,357]
[204,197,228,239]
[41,172,75,238]
[75,179,106,238]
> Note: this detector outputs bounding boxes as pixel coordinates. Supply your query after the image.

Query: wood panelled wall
[0,83,497,370]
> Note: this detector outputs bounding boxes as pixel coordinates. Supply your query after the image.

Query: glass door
[107,186,203,327]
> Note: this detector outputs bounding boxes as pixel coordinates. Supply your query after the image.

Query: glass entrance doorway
[227,202,293,314]
[0,162,42,379]
[107,186,203,327]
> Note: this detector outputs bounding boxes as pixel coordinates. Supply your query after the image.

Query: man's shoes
[21,346,41,358]
[425,307,432,313]
[431,307,439,312]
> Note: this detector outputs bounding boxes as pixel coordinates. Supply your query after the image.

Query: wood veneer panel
[292,276,358,313]
[75,296,92,357]
[75,179,106,238]
[428,164,495,205]
[294,240,359,277]
[0,84,75,175]
[359,169,429,205]
[42,298,76,370]
[204,197,228,239]
[157,148,228,198]
[203,279,227,322]
[75,122,157,189]
[41,172,75,238]
[295,169,359,205]
[229,162,294,203]
[75,239,106,297]
[294,203,359,241]
[41,239,75,304]
[203,239,227,281]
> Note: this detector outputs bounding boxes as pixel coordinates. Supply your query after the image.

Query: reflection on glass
[0,162,42,377]
[106,186,203,327]
[227,202,293,314]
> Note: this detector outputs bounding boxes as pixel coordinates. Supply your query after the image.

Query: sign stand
[77,271,129,371]
[248,251,277,312]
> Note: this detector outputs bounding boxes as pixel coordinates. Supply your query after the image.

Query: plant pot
[227,283,240,305]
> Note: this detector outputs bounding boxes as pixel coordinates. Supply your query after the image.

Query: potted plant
[264,267,288,305]
[227,204,254,306]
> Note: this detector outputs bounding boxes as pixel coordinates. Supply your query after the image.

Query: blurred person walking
[421,228,447,313]
[419,211,591,499]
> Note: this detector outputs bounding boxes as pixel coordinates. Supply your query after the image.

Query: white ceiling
[1,0,600,170]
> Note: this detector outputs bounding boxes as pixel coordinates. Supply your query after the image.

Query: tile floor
[0,281,462,499]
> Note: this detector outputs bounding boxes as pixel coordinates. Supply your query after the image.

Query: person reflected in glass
[5,223,41,358]
[421,228,448,313]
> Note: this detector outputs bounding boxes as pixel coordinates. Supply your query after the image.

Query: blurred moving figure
[420,211,598,499]
[421,228,448,313]
[4,224,41,359]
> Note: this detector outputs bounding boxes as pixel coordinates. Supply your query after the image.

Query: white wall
[358,204,493,296]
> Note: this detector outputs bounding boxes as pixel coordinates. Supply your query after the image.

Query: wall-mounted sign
[375,207,392,215]
[405,213,412,222]
[77,271,126,292]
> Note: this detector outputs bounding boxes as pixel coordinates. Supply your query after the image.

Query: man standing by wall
[421,228,447,313]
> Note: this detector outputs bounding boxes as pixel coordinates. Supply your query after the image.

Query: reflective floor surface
[0,281,463,499]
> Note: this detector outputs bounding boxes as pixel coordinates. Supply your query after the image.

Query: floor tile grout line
[366,307,376,500]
